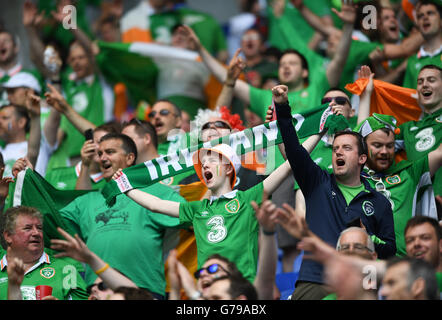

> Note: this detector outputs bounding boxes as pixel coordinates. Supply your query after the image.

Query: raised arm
[112,169,180,218]
[178,25,251,104]
[356,65,375,125]
[23,1,48,77]
[51,227,137,291]
[325,0,356,87]
[75,139,96,190]
[24,91,42,169]
[45,83,96,134]
[215,48,245,108]
[289,0,337,38]
[263,85,325,195]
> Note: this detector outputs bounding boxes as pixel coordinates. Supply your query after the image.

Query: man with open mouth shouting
[274,84,396,300]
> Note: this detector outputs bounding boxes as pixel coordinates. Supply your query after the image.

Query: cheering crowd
[0,0,441,301]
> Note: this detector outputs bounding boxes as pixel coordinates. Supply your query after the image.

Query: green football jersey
[403,51,442,89]
[0,251,88,300]
[179,182,264,282]
[45,163,106,190]
[59,183,185,296]
[364,157,434,256]
[397,109,442,196]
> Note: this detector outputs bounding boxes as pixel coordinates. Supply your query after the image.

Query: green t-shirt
[322,292,337,300]
[45,163,106,191]
[336,182,368,205]
[59,183,185,296]
[437,272,442,295]
[364,157,434,256]
[403,51,442,89]
[0,251,88,300]
[179,182,264,282]
[397,108,442,196]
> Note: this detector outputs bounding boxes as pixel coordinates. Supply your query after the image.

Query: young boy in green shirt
[113,138,322,282]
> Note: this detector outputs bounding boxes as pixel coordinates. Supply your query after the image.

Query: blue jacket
[276,101,396,285]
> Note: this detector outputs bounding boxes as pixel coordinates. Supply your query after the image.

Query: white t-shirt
[0,136,56,178]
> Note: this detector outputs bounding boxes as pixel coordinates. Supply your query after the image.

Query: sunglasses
[201,121,231,131]
[148,109,176,118]
[370,175,393,202]
[194,263,228,279]
[87,282,108,294]
[321,96,350,105]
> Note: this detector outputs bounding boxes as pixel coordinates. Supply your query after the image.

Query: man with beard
[355,113,442,256]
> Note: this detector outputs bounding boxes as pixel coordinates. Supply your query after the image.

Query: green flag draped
[102,104,349,207]
[4,169,91,247]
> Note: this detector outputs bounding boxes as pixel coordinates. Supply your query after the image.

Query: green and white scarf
[102,104,350,207]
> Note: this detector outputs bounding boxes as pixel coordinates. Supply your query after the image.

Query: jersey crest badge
[40,267,55,279]
[362,201,375,216]
[385,175,401,185]
[225,199,240,214]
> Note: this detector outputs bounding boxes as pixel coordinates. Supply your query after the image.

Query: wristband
[262,229,275,236]
[94,263,109,275]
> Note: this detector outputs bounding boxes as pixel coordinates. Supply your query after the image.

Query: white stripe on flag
[13,169,27,207]
[129,42,199,61]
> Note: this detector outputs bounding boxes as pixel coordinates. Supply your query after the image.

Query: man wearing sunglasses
[356,113,442,257]
[148,100,183,156]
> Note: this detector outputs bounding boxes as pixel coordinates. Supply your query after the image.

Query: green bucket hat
[354,113,401,138]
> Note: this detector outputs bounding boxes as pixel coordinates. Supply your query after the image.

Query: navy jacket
[276,101,396,285]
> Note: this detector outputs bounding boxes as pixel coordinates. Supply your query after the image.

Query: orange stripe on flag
[345,78,422,126]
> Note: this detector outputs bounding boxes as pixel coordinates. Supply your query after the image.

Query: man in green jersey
[113,129,324,282]
[57,133,185,299]
[0,206,88,300]
[397,64,442,211]
[402,1,442,89]
[356,113,442,256]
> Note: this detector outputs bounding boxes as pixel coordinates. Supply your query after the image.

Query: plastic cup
[35,285,53,300]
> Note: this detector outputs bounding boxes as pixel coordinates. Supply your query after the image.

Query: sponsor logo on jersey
[200,211,209,217]
[40,267,55,279]
[385,175,401,185]
[225,199,240,214]
[362,201,375,216]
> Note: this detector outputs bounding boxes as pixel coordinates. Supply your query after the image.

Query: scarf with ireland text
[102,103,350,207]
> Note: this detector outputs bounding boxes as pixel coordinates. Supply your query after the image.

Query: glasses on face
[201,121,231,131]
[321,96,350,106]
[194,263,228,279]
[148,109,176,119]
[87,282,109,294]
[338,243,373,253]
